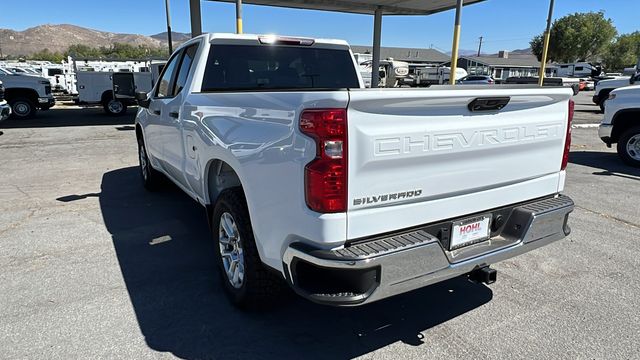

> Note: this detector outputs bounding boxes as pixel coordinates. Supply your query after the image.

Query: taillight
[561,99,574,170]
[299,109,347,213]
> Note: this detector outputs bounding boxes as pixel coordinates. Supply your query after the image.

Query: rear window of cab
[201,45,360,91]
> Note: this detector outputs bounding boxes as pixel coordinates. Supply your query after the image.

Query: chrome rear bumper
[283,195,574,306]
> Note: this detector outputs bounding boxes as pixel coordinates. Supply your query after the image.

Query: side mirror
[135,91,150,108]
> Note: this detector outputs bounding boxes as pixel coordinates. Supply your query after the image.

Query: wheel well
[101,90,114,104]
[597,89,612,103]
[135,124,143,143]
[206,160,242,205]
[5,88,38,102]
[611,109,640,143]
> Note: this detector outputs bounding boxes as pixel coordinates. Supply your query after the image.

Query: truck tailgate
[346,87,572,239]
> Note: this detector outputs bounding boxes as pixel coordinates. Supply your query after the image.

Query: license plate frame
[450,215,492,250]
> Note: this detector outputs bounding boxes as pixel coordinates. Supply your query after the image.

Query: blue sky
[4,0,636,53]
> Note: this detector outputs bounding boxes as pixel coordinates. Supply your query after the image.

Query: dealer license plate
[450,215,492,250]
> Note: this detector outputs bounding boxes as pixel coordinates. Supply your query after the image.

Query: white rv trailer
[417,66,467,85]
[555,62,600,78]
[353,53,410,88]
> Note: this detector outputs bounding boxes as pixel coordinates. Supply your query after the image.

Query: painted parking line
[572,124,600,129]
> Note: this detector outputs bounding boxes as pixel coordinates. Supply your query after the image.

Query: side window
[155,51,182,98]
[173,45,199,95]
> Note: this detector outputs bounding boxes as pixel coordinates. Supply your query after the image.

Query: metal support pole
[477,36,483,57]
[538,0,555,86]
[236,0,243,34]
[371,7,382,88]
[165,0,173,54]
[449,0,463,85]
[189,0,203,38]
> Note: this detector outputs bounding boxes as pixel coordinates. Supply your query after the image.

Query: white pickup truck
[593,74,640,111]
[599,85,640,167]
[134,33,575,307]
[0,67,55,119]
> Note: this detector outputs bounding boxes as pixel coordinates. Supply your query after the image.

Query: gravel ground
[1,94,638,359]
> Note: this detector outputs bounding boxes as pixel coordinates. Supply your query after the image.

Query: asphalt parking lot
[1,91,639,359]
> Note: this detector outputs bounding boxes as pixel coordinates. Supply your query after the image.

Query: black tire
[616,126,640,168]
[137,138,163,190]
[103,98,127,116]
[212,188,284,309]
[9,97,37,119]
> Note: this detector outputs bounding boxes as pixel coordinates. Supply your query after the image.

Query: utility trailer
[74,61,165,116]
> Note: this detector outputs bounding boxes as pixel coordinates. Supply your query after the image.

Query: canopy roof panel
[207,0,485,15]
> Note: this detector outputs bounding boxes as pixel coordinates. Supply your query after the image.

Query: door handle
[468,97,510,112]
[152,109,161,115]
[169,111,179,119]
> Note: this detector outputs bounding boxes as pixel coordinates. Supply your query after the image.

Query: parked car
[457,75,495,85]
[583,79,595,91]
[593,73,640,111]
[0,81,12,121]
[599,85,640,167]
[135,33,575,308]
[0,67,55,119]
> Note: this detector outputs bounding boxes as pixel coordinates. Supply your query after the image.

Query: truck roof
[202,33,351,49]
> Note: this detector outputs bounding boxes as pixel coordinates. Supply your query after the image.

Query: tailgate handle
[468,97,510,112]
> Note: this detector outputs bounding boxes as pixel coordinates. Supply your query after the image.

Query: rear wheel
[617,126,640,167]
[9,97,36,119]
[212,188,284,309]
[103,98,127,116]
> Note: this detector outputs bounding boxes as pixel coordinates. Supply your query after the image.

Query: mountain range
[0,24,532,58]
[0,24,189,56]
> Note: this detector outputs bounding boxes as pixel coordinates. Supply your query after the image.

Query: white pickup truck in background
[599,85,640,167]
[0,67,55,119]
[134,33,575,308]
[593,73,640,111]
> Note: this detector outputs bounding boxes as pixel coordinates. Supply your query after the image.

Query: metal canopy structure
[190,0,485,87]
[205,0,484,15]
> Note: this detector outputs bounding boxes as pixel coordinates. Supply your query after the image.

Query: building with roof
[443,51,556,81]
[350,45,450,66]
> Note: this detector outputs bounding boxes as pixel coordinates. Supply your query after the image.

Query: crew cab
[593,73,640,112]
[0,67,55,119]
[599,85,640,167]
[134,33,575,307]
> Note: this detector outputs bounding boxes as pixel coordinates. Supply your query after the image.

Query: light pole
[165,0,173,54]
[538,0,555,86]
[236,0,243,34]
[449,0,463,85]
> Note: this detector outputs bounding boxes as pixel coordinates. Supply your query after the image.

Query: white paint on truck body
[136,33,573,274]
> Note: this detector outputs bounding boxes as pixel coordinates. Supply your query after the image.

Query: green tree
[602,32,640,71]
[65,44,103,59]
[28,48,64,62]
[530,11,617,63]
